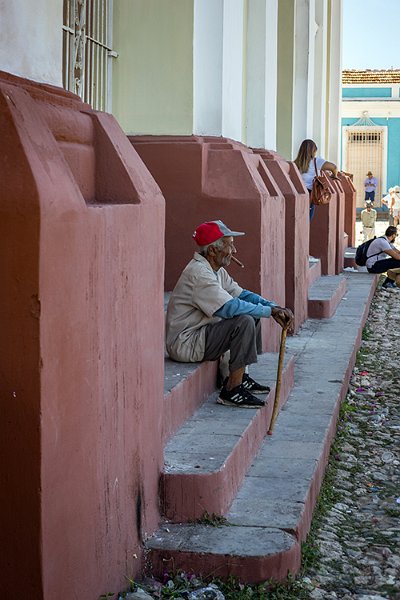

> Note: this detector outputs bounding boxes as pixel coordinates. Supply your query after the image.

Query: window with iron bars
[62,0,116,112]
[349,132,381,144]
[345,128,384,207]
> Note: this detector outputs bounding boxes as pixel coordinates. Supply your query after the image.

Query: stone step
[164,358,218,443]
[161,352,295,522]
[147,523,300,583]
[308,256,321,287]
[308,274,347,319]
[146,272,377,583]
[344,246,357,269]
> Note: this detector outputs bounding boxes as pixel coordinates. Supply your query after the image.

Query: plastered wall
[0,0,63,86]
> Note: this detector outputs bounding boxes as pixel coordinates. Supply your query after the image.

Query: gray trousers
[203,315,262,373]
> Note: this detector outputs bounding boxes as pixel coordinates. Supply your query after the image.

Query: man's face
[366,206,371,212]
[213,236,236,268]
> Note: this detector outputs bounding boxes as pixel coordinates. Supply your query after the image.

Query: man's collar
[193,252,221,274]
[194,252,212,267]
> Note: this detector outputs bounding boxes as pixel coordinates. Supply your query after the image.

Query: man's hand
[271,306,294,333]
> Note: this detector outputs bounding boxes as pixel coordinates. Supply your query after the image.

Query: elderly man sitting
[166,220,294,408]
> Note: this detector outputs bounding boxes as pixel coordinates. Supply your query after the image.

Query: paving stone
[302,281,400,599]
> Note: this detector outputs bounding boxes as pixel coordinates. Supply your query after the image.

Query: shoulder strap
[366,237,386,259]
[313,158,319,176]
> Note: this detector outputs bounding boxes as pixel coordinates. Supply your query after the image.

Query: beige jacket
[166,253,242,362]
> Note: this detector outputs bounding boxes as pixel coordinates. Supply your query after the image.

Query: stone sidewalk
[146,271,379,584]
[126,273,400,599]
[298,283,400,600]
[127,274,399,600]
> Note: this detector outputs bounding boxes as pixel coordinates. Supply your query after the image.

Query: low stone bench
[148,272,377,584]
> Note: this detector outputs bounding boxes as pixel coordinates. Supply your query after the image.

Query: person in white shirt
[392,185,400,226]
[366,226,400,288]
[360,201,377,241]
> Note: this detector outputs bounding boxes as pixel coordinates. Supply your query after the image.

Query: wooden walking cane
[267,324,288,435]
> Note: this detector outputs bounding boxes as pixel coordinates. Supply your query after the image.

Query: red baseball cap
[192,220,245,246]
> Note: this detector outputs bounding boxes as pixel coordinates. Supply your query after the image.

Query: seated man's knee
[235,314,256,332]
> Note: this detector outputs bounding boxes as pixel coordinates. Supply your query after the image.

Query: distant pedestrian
[294,139,338,221]
[364,171,378,203]
[360,201,377,242]
[392,185,400,227]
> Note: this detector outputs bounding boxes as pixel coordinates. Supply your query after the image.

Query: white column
[193,0,224,135]
[392,85,400,98]
[0,0,63,86]
[292,0,310,155]
[306,0,317,136]
[246,0,278,149]
[221,0,245,141]
[313,0,328,152]
[326,0,343,165]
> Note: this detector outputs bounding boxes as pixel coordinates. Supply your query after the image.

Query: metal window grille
[345,128,384,207]
[62,0,114,111]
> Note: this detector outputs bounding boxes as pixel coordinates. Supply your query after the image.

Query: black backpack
[355,236,383,266]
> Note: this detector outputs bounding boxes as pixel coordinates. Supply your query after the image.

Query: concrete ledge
[308,257,321,287]
[308,275,347,319]
[161,353,295,521]
[146,523,300,583]
[226,272,377,546]
[164,359,218,443]
[147,273,377,584]
[344,246,357,269]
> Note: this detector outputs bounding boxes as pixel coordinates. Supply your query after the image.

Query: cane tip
[267,430,273,436]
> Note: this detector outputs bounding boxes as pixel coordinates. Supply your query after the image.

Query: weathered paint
[131,135,286,353]
[338,173,357,247]
[254,150,310,332]
[0,0,63,86]
[0,71,165,599]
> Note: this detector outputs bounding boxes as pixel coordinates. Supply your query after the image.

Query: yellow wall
[276,0,295,158]
[112,0,194,134]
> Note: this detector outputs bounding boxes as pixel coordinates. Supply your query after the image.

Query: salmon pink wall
[0,72,165,599]
[254,150,309,332]
[309,182,338,275]
[131,136,287,352]
[339,173,356,247]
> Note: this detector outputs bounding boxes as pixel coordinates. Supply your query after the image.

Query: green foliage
[194,512,229,527]
[361,323,372,340]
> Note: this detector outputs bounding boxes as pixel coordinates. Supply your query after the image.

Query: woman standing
[294,139,338,220]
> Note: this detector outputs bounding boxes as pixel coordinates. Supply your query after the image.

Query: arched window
[62,0,116,111]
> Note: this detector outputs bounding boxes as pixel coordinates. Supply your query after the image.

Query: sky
[342,0,400,69]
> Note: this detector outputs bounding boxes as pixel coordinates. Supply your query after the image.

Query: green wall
[276,0,294,158]
[112,0,194,134]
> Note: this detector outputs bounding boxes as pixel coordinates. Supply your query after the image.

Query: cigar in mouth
[231,255,244,268]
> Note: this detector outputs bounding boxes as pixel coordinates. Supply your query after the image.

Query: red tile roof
[342,69,400,84]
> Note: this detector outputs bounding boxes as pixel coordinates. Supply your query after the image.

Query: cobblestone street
[302,283,400,600]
